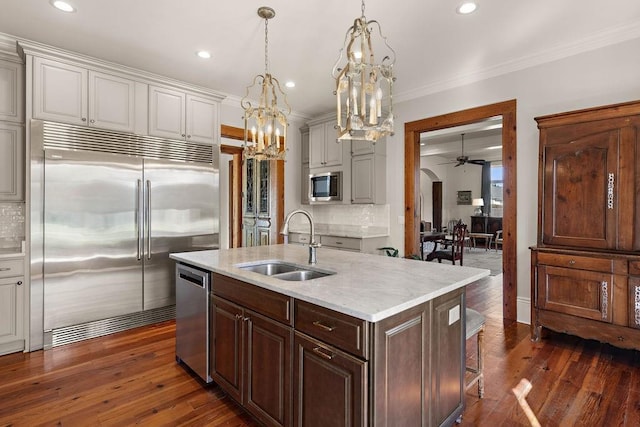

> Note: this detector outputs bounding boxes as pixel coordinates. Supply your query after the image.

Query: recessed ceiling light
[50,0,76,13]
[196,51,211,59]
[285,81,295,89]
[456,2,477,14]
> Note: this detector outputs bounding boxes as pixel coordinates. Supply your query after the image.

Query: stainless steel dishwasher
[175,263,212,383]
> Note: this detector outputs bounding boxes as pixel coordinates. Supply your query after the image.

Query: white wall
[383,37,640,323]
[420,155,483,228]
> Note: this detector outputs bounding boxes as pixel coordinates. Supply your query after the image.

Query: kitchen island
[171,245,489,427]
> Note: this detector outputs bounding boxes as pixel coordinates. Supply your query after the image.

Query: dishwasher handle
[177,264,210,289]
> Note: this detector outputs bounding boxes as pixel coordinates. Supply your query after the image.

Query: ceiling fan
[443,133,486,167]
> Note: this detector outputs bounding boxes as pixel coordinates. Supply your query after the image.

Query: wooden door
[293,332,366,427]
[245,310,292,427]
[211,296,244,403]
[432,181,442,231]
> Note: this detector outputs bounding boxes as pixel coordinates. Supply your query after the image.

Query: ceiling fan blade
[468,159,486,165]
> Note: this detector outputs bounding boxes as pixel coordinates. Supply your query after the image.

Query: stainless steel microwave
[309,171,342,203]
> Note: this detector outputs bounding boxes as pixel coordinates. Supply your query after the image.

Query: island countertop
[170,244,489,322]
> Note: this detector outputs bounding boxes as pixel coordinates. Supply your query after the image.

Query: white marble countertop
[170,244,489,322]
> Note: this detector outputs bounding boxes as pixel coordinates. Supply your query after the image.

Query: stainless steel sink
[239,262,299,276]
[237,261,335,281]
[270,270,332,281]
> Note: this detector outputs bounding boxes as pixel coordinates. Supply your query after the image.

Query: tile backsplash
[0,202,25,249]
[290,204,390,231]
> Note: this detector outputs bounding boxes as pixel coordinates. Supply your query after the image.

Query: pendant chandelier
[332,0,396,142]
[241,6,290,161]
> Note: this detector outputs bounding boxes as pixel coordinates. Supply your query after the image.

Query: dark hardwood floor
[1,274,639,426]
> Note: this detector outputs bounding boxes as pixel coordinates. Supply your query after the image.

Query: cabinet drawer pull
[312,346,335,360]
[568,260,576,265]
[0,267,10,271]
[607,172,615,210]
[634,286,640,327]
[601,281,608,320]
[312,320,336,332]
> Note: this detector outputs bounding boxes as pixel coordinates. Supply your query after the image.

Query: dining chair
[494,230,503,251]
[432,221,467,265]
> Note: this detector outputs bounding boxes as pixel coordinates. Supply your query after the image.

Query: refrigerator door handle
[136,179,142,260]
[146,179,152,260]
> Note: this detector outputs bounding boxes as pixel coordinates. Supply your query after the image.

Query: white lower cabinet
[0,258,25,355]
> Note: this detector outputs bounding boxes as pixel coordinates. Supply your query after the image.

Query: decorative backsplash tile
[0,202,25,249]
[289,204,390,236]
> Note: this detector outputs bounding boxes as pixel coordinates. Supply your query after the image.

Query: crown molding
[395,21,640,104]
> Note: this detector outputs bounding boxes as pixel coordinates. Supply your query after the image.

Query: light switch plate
[448,305,460,325]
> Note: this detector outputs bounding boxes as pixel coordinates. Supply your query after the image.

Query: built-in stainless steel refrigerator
[30,120,219,349]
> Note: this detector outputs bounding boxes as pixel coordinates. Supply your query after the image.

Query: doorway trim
[404,99,517,321]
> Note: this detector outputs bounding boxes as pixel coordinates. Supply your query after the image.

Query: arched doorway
[404,100,517,321]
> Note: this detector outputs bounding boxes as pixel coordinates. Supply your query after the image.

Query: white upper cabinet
[33,57,137,132]
[186,94,218,143]
[149,85,185,139]
[89,71,135,132]
[34,57,87,125]
[0,123,24,201]
[309,120,343,169]
[0,59,24,123]
[149,85,218,144]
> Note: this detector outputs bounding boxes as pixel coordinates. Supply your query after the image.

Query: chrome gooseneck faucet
[281,209,321,264]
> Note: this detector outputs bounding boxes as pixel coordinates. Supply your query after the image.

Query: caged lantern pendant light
[241,6,291,161]
[332,0,396,142]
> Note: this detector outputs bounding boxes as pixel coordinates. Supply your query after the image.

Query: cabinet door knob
[90,119,95,124]
[568,260,576,265]
[17,281,22,286]
[81,117,87,122]
[187,135,191,139]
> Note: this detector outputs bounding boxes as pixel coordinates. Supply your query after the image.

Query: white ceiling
[2,1,640,119]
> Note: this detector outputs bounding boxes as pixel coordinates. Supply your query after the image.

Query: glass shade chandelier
[241,6,290,161]
[333,0,396,142]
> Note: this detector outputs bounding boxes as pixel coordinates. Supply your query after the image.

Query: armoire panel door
[542,130,619,249]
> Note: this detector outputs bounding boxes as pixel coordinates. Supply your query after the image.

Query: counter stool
[465,308,485,398]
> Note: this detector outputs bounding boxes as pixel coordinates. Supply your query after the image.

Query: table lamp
[472,198,484,215]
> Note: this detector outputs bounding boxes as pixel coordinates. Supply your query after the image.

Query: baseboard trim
[517,297,531,325]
